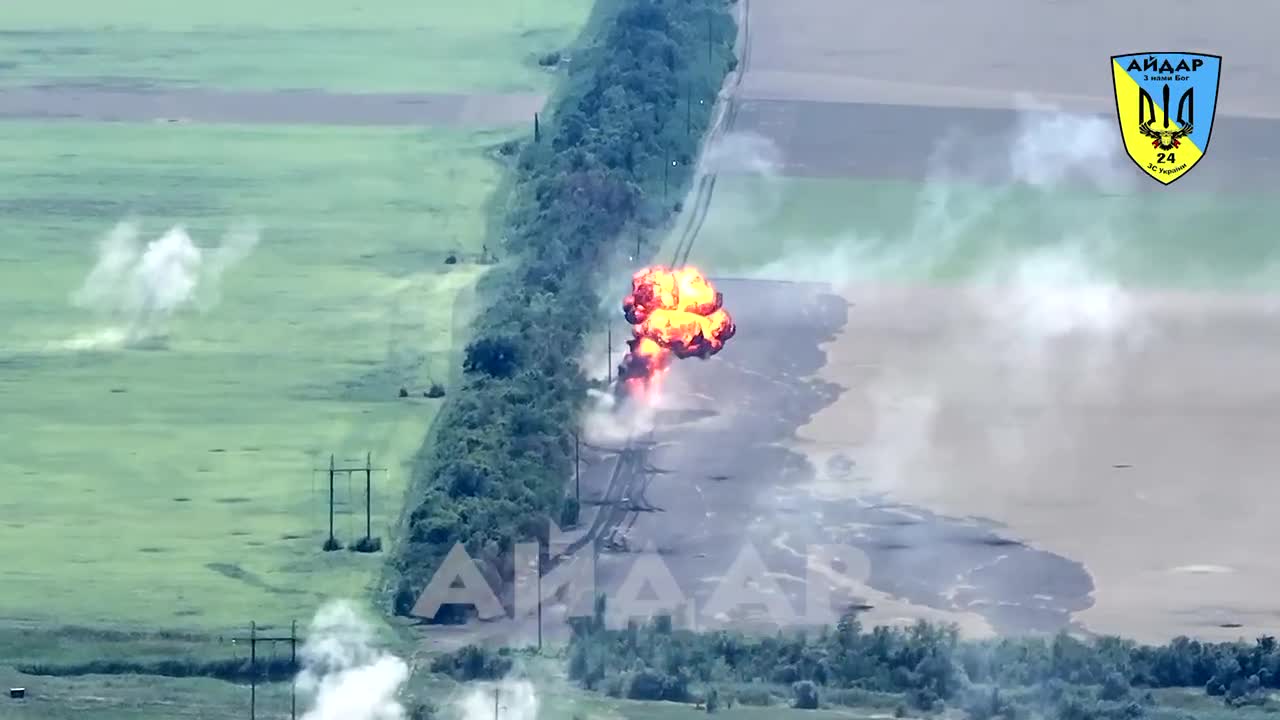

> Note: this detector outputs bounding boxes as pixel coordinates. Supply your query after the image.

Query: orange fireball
[618,265,736,394]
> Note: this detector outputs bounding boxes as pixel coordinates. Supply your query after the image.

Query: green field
[0,653,908,720]
[0,120,525,632]
[2,0,593,93]
[673,174,1280,290]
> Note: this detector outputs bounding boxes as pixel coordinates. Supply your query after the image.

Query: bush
[792,680,819,709]
[538,50,562,67]
[1101,671,1131,701]
[626,668,689,702]
[429,645,513,681]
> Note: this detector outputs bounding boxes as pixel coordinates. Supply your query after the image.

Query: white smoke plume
[712,102,1153,498]
[700,131,786,233]
[67,219,259,349]
[451,679,540,720]
[296,601,410,720]
[581,386,656,446]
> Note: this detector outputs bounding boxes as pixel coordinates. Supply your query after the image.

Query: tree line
[388,0,737,619]
[564,606,1280,715]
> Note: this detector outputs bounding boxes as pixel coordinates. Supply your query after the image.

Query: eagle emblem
[1138,119,1193,150]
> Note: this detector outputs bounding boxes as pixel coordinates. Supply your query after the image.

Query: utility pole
[364,452,373,541]
[534,112,541,143]
[663,148,669,202]
[574,431,581,503]
[326,455,336,550]
[537,550,543,652]
[635,228,642,259]
[707,7,713,64]
[494,686,500,720]
[315,454,386,551]
[232,621,304,720]
[607,324,613,384]
[290,620,297,720]
[686,80,696,135]
[250,621,257,720]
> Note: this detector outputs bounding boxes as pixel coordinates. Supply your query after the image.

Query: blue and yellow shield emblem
[1111,52,1221,185]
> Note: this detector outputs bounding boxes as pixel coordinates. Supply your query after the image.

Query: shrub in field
[792,680,819,709]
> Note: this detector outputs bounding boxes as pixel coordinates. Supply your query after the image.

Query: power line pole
[607,324,613,384]
[290,620,297,720]
[315,454,386,551]
[536,550,543,652]
[364,452,373,541]
[326,455,336,550]
[250,621,256,720]
[494,686,500,720]
[233,621,303,720]
[663,148,669,202]
[707,7,713,64]
[574,432,581,503]
[686,79,696,135]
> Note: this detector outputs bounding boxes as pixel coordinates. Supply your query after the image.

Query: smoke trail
[296,601,410,720]
[67,219,260,349]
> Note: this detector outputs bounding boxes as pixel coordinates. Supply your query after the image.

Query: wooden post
[536,551,543,651]
[663,149,669,202]
[686,81,696,136]
[249,622,257,720]
[364,452,373,541]
[328,455,336,546]
[290,620,297,720]
[707,7,713,64]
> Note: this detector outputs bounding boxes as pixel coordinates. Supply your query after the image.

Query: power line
[313,453,387,552]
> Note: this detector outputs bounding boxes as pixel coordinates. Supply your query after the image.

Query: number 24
[1157,152,1176,163]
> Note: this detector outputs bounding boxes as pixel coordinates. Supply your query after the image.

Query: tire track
[575,0,755,565]
[670,0,751,268]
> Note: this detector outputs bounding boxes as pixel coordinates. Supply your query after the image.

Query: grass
[1,0,593,93]
[0,120,521,634]
[0,656,899,720]
[670,174,1280,291]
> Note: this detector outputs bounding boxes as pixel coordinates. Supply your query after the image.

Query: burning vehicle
[617,265,736,399]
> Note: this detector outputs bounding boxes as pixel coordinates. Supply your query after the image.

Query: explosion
[617,265,736,396]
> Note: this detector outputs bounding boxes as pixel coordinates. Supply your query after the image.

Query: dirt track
[739,0,1280,119]
[728,98,1280,191]
[0,84,544,126]
[726,0,1280,189]
[599,0,1280,643]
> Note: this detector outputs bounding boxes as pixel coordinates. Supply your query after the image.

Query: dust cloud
[66,219,259,349]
